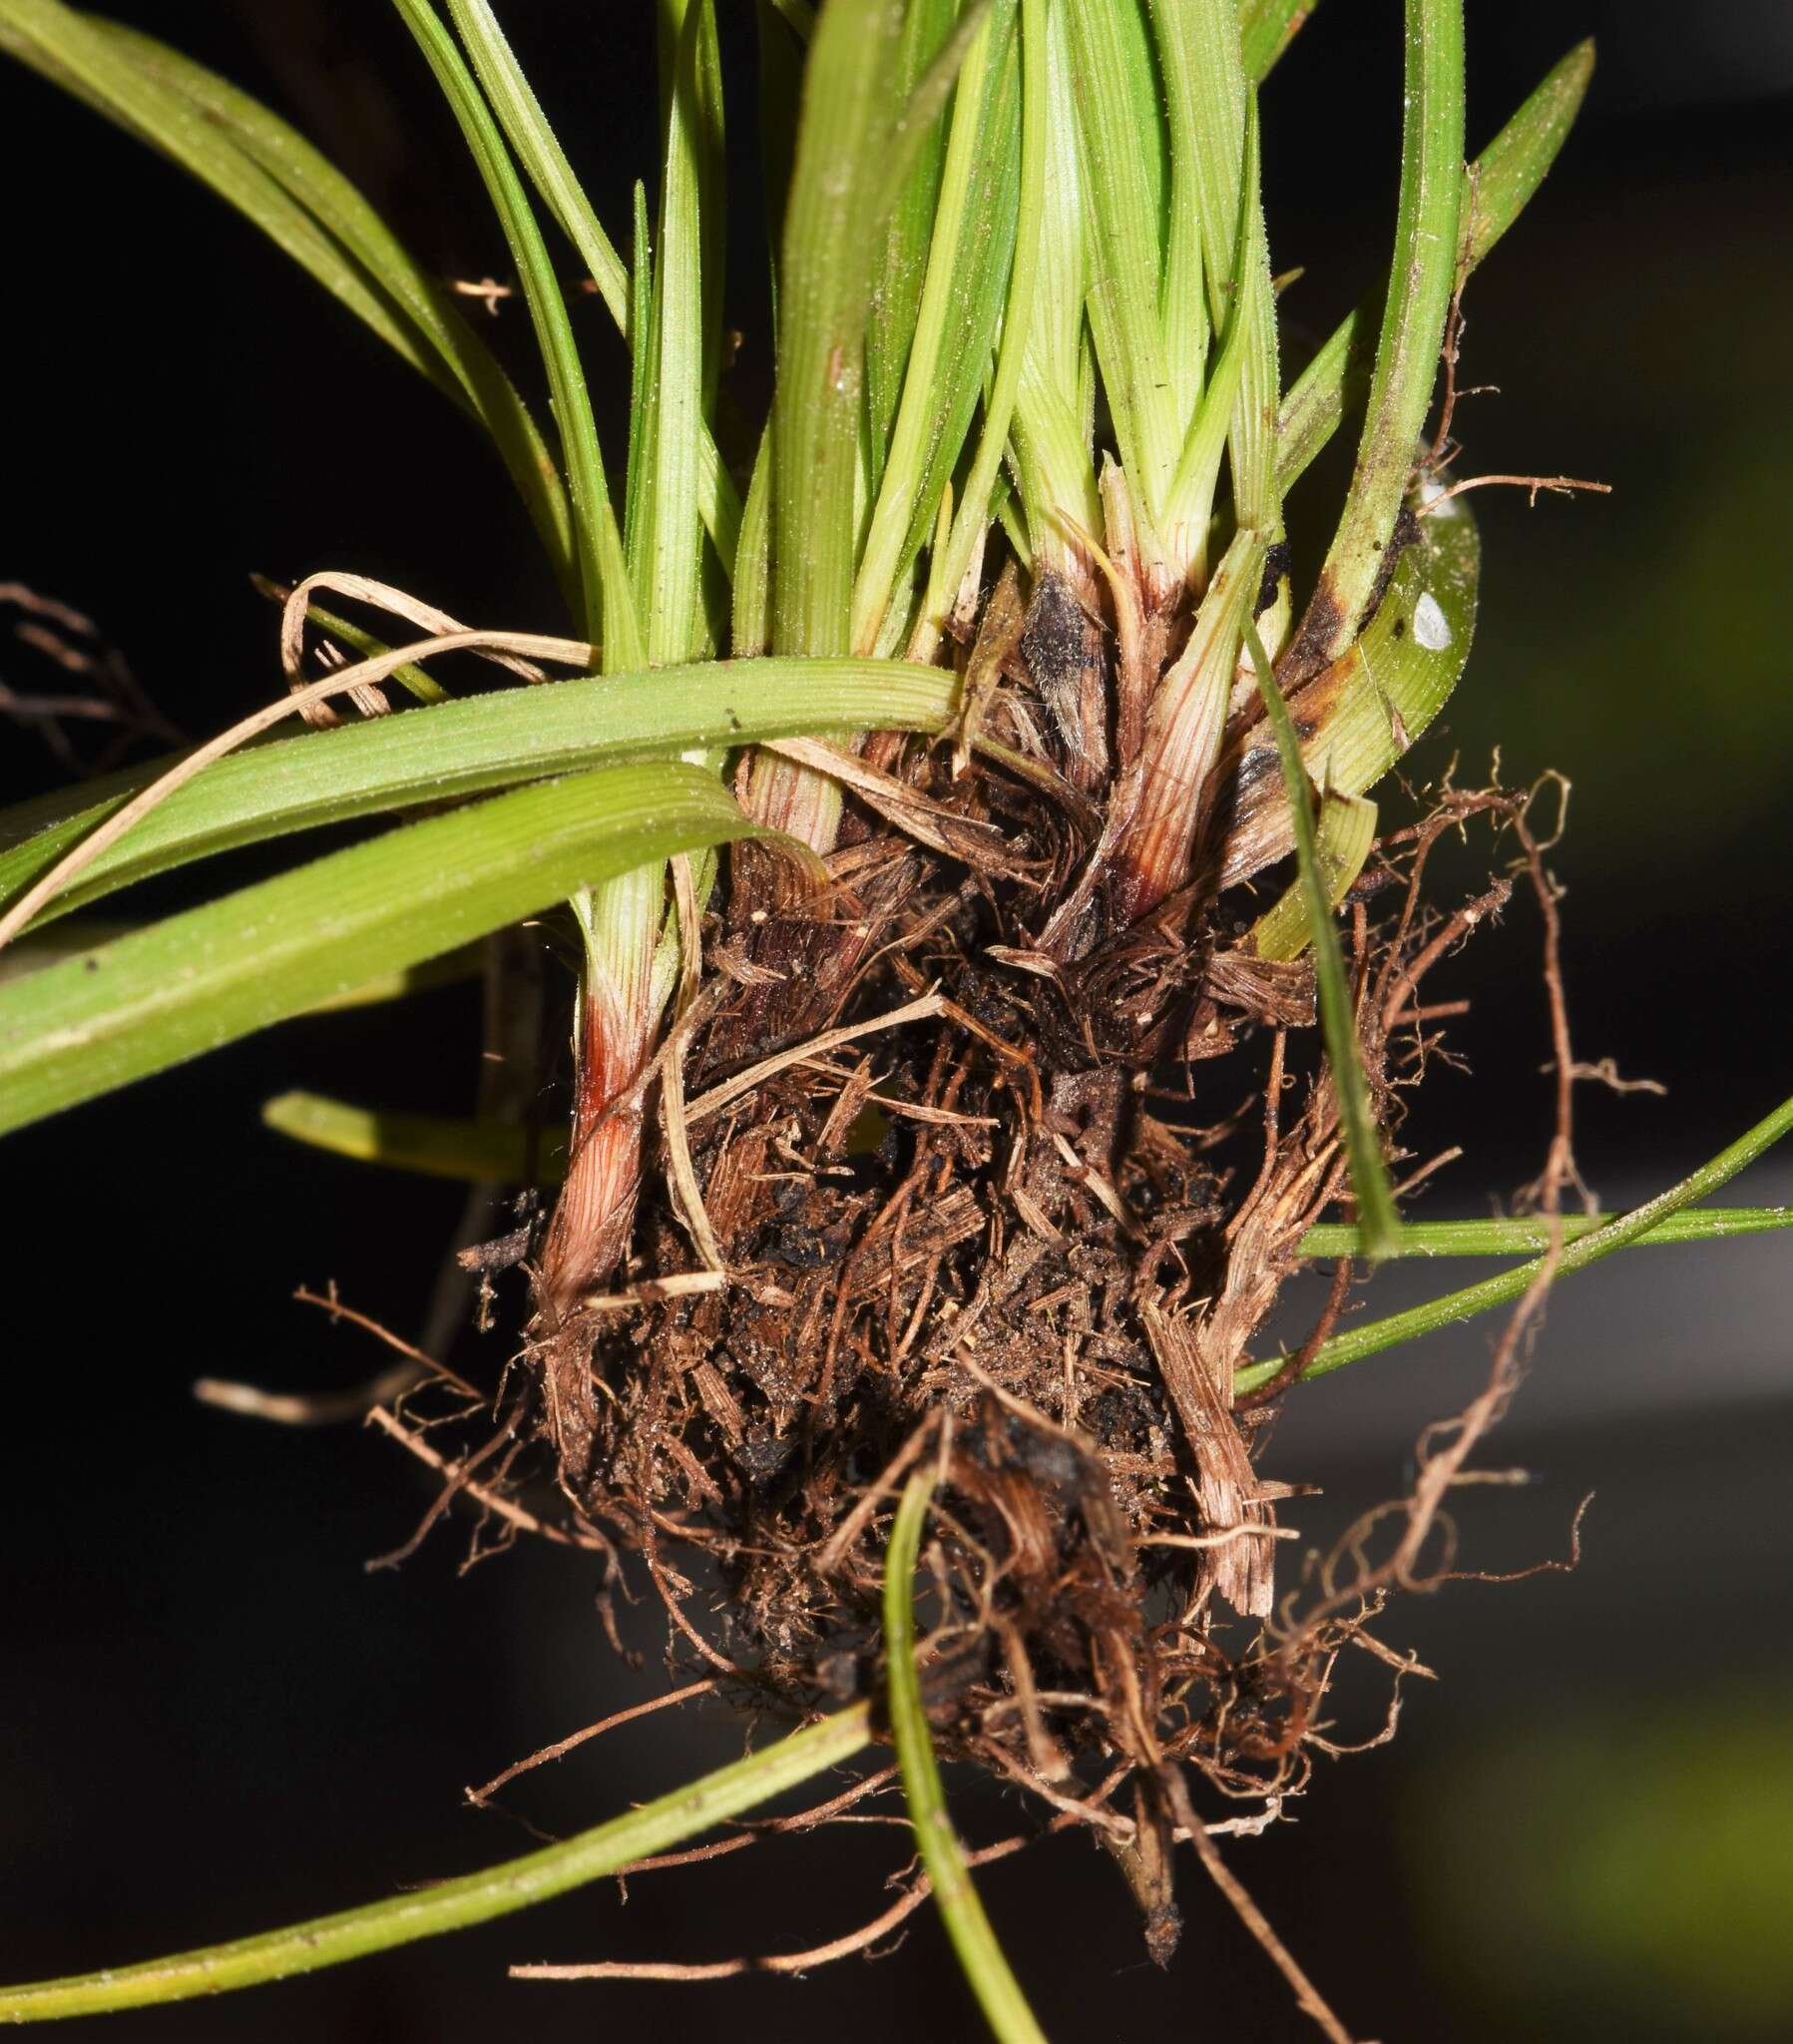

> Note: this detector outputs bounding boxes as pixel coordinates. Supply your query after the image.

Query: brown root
[294,540,1604,2005]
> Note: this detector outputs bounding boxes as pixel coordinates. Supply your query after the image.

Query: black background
[4,4,1791,2038]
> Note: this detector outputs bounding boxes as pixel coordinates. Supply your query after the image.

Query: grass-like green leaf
[287,594,449,708]
[919,0,1051,660]
[392,0,638,660]
[1143,0,1210,473]
[1245,615,1400,1258]
[750,0,921,850]
[2,935,485,1011]
[1299,1207,1793,1261]
[1065,0,1178,546]
[852,0,1021,656]
[0,764,781,1138]
[1454,41,1596,309]
[865,0,960,501]
[1281,0,1464,679]
[1245,787,1375,961]
[634,0,723,661]
[885,1463,1047,2044]
[1278,38,1591,495]
[1163,92,1279,581]
[596,0,732,1088]
[0,1703,872,2020]
[0,0,579,602]
[440,0,627,321]
[731,421,775,655]
[262,1091,566,1181]
[435,0,741,569]
[259,1088,1793,1303]
[1151,2,1282,551]
[1236,1091,1793,1394]
[1238,0,1328,83]
[0,657,960,934]
[771,0,908,658]
[1005,0,1100,581]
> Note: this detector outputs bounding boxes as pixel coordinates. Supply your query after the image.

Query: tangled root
[368,734,1583,1974]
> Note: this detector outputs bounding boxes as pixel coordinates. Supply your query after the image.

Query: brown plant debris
[342,553,1592,1990]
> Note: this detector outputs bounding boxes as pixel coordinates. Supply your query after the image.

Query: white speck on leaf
[1413,592,1452,652]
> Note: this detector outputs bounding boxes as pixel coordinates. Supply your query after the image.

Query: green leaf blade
[0,1705,872,2020]
[1244,617,1400,1259]
[392,0,637,658]
[853,1,1022,655]
[1220,492,1479,889]
[771,0,908,659]
[885,1465,1047,2044]
[920,0,1051,659]
[1064,0,1179,538]
[1278,37,1591,495]
[261,1091,561,1182]
[0,764,770,1138]
[864,0,961,499]
[1281,0,1465,679]
[1238,0,1328,83]
[1299,1206,1793,1262]
[0,658,961,935]
[1243,1092,1793,1392]
[629,0,723,663]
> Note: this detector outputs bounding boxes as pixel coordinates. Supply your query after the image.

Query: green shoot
[0,658,961,934]
[390,0,638,658]
[0,764,787,1137]
[1300,1208,1793,1262]
[1282,0,1464,680]
[1279,39,1594,493]
[1245,615,1400,1258]
[0,1706,873,2021]
[886,1463,1047,2044]
[1236,1091,1793,1393]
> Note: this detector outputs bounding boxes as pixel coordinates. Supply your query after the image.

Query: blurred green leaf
[1415,1695,1793,2031]
[262,1091,565,1180]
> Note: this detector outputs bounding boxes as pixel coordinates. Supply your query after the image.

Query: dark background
[3,2,1790,2037]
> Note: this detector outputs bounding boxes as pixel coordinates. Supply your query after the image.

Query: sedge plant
[1,0,1790,2032]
